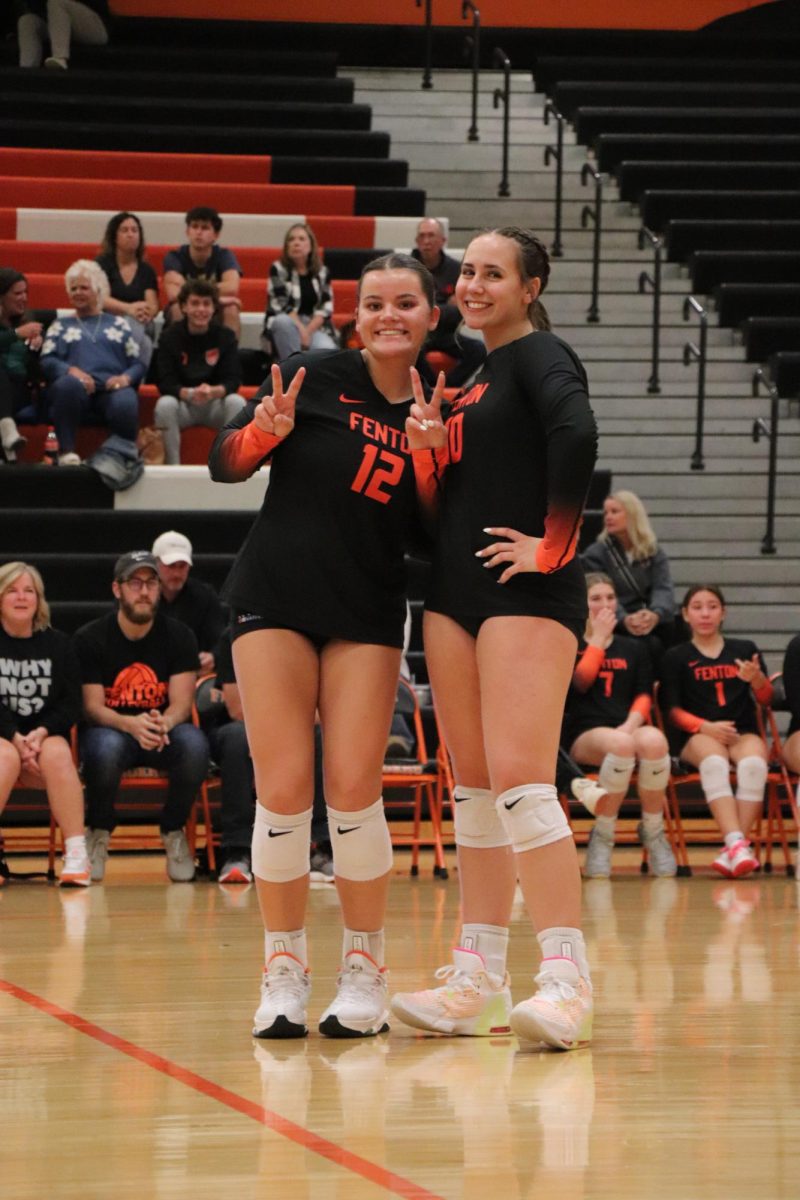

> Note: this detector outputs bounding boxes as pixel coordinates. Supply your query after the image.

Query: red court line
[0,978,443,1200]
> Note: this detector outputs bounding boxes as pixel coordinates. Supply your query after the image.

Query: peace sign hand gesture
[254,363,306,440]
[406,367,447,451]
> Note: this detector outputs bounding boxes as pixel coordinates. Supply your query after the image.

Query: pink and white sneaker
[510,958,593,1050]
[391,947,512,1036]
[712,840,759,879]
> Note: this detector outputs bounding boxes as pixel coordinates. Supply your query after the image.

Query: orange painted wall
[110,1,767,31]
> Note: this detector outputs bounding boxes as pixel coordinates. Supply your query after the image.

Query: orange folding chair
[383,677,448,879]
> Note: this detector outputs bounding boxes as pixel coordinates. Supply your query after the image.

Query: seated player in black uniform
[563,573,675,878]
[209,252,442,1040]
[391,227,598,1051]
[660,585,771,879]
[780,634,800,824]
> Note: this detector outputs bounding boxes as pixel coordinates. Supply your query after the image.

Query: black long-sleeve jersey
[563,634,653,746]
[659,638,767,739]
[425,331,598,634]
[783,634,800,735]
[209,349,420,648]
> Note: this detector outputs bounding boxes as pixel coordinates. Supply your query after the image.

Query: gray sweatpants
[18,0,108,67]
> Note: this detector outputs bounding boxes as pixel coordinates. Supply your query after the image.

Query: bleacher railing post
[543,99,565,257]
[683,295,708,471]
[752,368,781,554]
[461,1,480,142]
[492,47,511,197]
[638,226,663,394]
[581,163,605,322]
[416,0,433,89]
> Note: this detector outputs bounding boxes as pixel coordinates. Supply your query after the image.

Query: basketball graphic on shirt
[106,662,168,710]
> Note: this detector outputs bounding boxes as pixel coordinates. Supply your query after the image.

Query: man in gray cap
[72,550,209,882]
[152,530,226,675]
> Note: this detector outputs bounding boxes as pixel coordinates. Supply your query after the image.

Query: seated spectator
[16,0,109,69]
[95,212,159,333]
[0,561,90,886]
[163,207,242,339]
[201,630,333,885]
[151,529,226,674]
[581,489,676,660]
[563,573,676,878]
[263,222,338,361]
[411,217,485,388]
[779,633,800,814]
[73,550,209,883]
[0,268,43,463]
[39,260,145,465]
[660,585,771,879]
[154,279,245,464]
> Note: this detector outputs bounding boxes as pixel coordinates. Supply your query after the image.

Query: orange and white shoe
[391,947,512,1036]
[59,844,91,888]
[510,959,593,1050]
[712,840,759,879]
[253,952,310,1039]
[319,949,390,1039]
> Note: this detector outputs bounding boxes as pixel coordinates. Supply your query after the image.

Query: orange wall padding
[308,217,375,248]
[111,1,768,31]
[1,178,354,216]
[0,148,271,184]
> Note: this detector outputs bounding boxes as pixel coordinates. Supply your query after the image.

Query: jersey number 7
[351,445,405,505]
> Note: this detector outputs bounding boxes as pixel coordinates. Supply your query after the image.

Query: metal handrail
[416,0,433,89]
[682,295,708,470]
[492,47,511,197]
[461,1,480,142]
[543,99,565,257]
[752,367,781,554]
[637,225,663,394]
[580,163,605,322]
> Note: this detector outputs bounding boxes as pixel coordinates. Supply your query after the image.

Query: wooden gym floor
[1,849,799,1200]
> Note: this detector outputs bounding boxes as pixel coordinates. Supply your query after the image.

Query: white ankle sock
[640,810,664,836]
[64,834,87,856]
[724,830,745,850]
[594,813,616,840]
[265,928,307,966]
[343,928,384,966]
[460,923,509,976]
[538,927,590,981]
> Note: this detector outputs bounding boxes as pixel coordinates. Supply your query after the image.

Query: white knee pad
[453,785,510,849]
[736,755,768,803]
[598,752,636,795]
[496,784,571,853]
[327,797,393,882]
[637,753,671,791]
[698,755,733,804]
[251,803,312,882]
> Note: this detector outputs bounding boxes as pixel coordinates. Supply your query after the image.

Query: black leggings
[0,365,29,421]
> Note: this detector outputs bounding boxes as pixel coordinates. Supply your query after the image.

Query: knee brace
[637,753,671,792]
[251,803,312,883]
[453,785,510,849]
[327,796,393,882]
[736,755,768,803]
[598,752,635,795]
[698,755,733,804]
[496,784,571,853]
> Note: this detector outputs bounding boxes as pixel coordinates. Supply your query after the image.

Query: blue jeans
[80,723,210,833]
[47,374,139,452]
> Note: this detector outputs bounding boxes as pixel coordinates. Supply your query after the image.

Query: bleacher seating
[576,107,800,144]
[666,221,800,263]
[617,162,800,204]
[534,55,800,92]
[595,134,800,174]
[714,284,800,329]
[767,352,800,399]
[743,318,800,363]
[689,251,800,294]
[639,190,800,235]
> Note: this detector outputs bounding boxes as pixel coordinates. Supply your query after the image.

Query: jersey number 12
[351,445,404,505]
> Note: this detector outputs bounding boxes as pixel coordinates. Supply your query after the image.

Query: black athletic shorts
[231,610,330,653]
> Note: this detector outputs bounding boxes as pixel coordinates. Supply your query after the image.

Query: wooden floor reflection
[1,855,799,1199]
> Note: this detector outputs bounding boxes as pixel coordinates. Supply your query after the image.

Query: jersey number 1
[351,444,404,505]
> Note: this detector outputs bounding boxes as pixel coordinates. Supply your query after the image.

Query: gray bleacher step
[617,473,800,499]
[656,515,800,538]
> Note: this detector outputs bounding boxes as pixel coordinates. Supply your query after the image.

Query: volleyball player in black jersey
[564,573,676,878]
[391,228,598,1050]
[209,254,443,1039]
[660,585,771,878]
